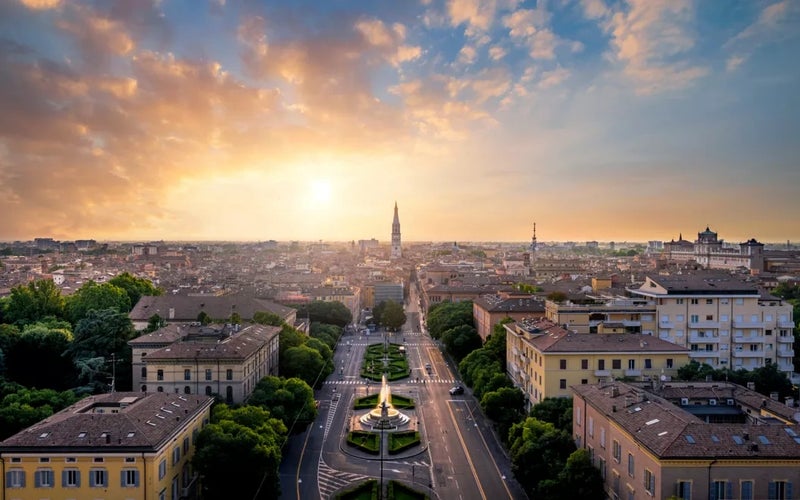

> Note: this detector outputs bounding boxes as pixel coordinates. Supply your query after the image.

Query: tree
[2,279,65,326]
[539,448,605,500]
[676,360,716,381]
[247,376,317,432]
[546,291,567,303]
[281,345,328,388]
[481,387,525,440]
[508,417,576,497]
[145,314,165,333]
[197,311,212,325]
[107,272,162,311]
[310,323,339,350]
[253,311,284,326]
[0,383,78,440]
[2,322,76,390]
[529,397,573,434]
[279,325,306,362]
[426,301,473,339]
[65,281,131,324]
[297,301,352,327]
[193,405,286,500]
[379,300,407,331]
[441,324,482,362]
[68,308,136,392]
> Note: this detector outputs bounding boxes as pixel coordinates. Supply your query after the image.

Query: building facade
[391,202,402,260]
[0,392,213,500]
[505,318,688,408]
[545,297,657,335]
[629,274,795,374]
[472,293,544,341]
[573,381,800,500]
[662,227,765,272]
[129,324,281,404]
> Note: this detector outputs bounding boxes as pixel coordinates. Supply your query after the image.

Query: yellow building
[0,392,213,500]
[505,318,689,408]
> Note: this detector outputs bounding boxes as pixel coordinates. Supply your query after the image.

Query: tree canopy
[508,417,576,497]
[107,272,162,311]
[1,279,65,326]
[247,376,317,433]
[253,310,284,326]
[441,324,482,362]
[373,300,406,331]
[426,300,473,339]
[297,300,352,327]
[65,281,131,325]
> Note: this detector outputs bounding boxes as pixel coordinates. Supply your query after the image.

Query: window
[560,379,567,389]
[560,359,567,370]
[666,358,674,368]
[122,469,140,487]
[690,315,699,323]
[35,468,53,488]
[158,459,167,480]
[184,386,191,394]
[598,359,605,370]
[6,470,25,488]
[172,475,180,500]
[172,446,181,465]
[706,314,714,321]
[581,359,588,369]
[691,299,699,305]
[676,481,692,500]
[184,369,191,381]
[706,299,713,305]
[612,440,621,462]
[711,480,731,500]
[157,369,164,381]
[627,453,635,477]
[613,471,621,497]
[159,488,167,500]
[581,379,588,384]
[63,469,80,487]
[676,299,684,305]
[183,436,190,454]
[226,386,233,403]
[598,457,606,479]
[644,469,655,495]
[645,358,652,369]
[600,427,606,448]
[740,480,753,500]
[141,366,147,379]
[769,481,792,500]
[226,369,233,380]
[576,406,582,425]
[90,468,108,487]
[205,368,212,381]
[612,359,621,369]
[628,359,636,370]
[588,416,594,437]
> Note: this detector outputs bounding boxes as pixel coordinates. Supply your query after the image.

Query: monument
[359,374,410,429]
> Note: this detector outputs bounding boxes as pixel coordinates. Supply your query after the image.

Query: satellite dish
[660,375,667,381]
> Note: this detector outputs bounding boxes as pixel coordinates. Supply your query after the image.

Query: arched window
[226,386,233,404]
[141,367,147,378]
[157,386,164,392]
[184,386,191,394]
[205,386,212,396]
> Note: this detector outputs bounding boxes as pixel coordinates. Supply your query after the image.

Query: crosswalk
[317,460,369,499]
[324,378,458,385]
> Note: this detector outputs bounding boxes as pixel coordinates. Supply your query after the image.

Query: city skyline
[0,0,798,243]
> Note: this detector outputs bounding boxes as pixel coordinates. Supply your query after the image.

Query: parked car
[449,386,464,395]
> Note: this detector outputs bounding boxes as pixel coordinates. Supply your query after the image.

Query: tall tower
[391,202,402,259]
[528,222,537,276]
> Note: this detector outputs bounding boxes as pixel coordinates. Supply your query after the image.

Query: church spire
[391,202,402,259]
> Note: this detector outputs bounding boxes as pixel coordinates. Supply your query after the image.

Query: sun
[310,179,332,205]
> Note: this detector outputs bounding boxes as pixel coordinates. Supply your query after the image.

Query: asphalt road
[278,294,526,500]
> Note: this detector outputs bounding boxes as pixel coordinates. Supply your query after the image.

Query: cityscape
[1,1,800,500]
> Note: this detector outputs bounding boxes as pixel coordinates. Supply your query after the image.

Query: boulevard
[278,290,526,500]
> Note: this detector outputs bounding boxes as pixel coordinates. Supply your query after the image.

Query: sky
[0,0,798,244]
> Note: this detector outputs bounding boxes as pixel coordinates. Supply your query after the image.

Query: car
[449,386,464,395]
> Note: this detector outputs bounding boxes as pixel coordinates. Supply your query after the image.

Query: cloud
[446,0,522,37]
[538,66,570,89]
[457,44,477,64]
[488,45,506,60]
[502,7,573,60]
[18,0,62,9]
[587,0,708,94]
[725,1,798,71]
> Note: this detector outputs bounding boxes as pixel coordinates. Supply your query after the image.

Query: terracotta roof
[129,295,295,322]
[473,294,545,313]
[0,392,212,452]
[144,324,279,361]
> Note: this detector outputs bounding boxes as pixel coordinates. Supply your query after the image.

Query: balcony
[732,350,764,358]
[621,320,642,327]
[689,320,720,329]
[777,349,795,358]
[689,350,721,359]
[779,320,796,329]
[689,334,720,343]
[624,369,642,377]
[778,335,794,344]
[732,320,765,329]
[659,321,674,329]
[594,369,611,377]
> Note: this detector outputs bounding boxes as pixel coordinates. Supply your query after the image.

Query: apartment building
[505,318,688,408]
[473,293,544,341]
[629,274,795,374]
[0,392,213,500]
[544,297,657,335]
[129,323,280,404]
[573,381,800,500]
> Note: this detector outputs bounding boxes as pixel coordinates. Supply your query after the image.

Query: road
[279,290,526,500]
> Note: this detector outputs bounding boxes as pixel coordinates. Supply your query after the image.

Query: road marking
[445,401,487,500]
[458,401,514,500]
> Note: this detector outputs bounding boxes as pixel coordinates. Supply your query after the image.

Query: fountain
[359,374,410,429]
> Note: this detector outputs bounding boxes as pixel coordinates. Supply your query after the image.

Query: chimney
[747,381,756,391]
[610,386,620,397]
[105,434,111,444]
